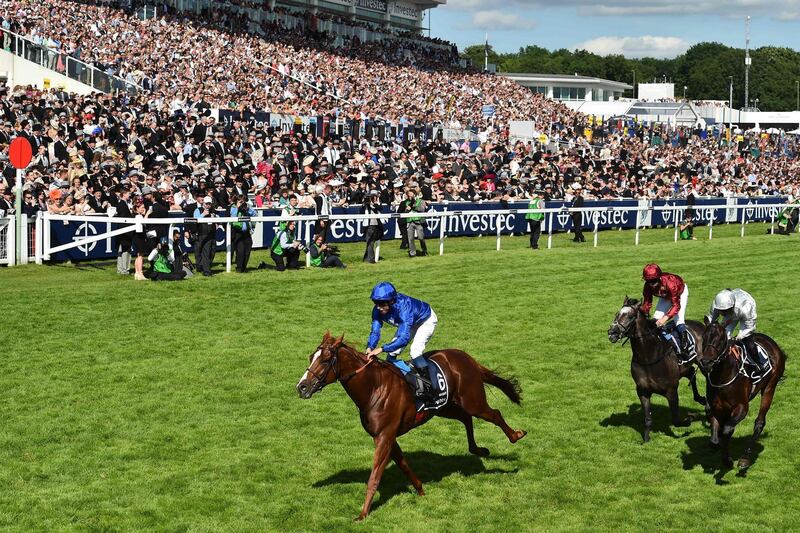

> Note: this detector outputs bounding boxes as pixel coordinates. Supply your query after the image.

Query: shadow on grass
[680,434,766,484]
[600,402,706,441]
[313,451,519,512]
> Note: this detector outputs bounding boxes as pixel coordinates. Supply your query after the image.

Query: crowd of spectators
[0,0,798,237]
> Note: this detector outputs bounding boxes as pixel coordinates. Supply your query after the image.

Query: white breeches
[388,310,438,359]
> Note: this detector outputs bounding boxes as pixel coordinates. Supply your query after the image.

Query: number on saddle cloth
[414,361,449,413]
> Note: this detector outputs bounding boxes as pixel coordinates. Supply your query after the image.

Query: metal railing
[0,216,15,266]
[38,202,797,272]
[0,28,143,95]
[255,59,348,103]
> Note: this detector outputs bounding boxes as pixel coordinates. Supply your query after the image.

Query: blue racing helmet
[371,282,397,303]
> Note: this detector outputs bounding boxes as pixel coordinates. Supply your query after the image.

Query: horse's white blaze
[299,350,322,385]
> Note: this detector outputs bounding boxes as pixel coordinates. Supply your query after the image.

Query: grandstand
[0,0,797,270]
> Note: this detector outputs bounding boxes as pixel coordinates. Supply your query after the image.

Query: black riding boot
[404,371,424,397]
[675,326,690,364]
[743,335,769,378]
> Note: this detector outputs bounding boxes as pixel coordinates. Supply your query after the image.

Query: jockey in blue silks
[366,281,440,395]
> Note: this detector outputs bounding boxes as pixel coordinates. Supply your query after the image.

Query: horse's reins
[613,310,666,361]
[304,345,374,394]
[705,338,746,388]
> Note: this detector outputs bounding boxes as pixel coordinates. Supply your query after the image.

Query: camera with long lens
[297,242,309,253]
[326,245,340,256]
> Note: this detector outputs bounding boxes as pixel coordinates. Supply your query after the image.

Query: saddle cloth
[660,329,698,362]
[734,341,772,381]
[410,360,449,413]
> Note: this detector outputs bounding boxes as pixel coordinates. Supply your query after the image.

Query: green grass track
[1,223,798,531]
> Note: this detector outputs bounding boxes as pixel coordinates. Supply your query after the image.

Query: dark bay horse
[608,297,707,442]
[296,332,526,520]
[699,319,787,470]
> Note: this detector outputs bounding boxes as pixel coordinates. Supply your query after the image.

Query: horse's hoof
[470,447,490,457]
[738,458,751,471]
[355,514,366,522]
[510,430,527,443]
[642,433,650,443]
[417,488,425,496]
[675,418,692,427]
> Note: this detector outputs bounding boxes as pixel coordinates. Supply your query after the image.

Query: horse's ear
[334,333,345,347]
[624,295,629,304]
[703,316,710,327]
[323,330,331,342]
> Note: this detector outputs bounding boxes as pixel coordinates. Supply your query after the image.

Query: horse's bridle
[303,345,374,394]
[612,306,659,343]
[703,333,744,388]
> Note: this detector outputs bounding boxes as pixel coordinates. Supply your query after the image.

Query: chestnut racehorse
[699,319,787,471]
[296,332,527,520]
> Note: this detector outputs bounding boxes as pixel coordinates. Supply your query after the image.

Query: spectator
[361,190,383,264]
[146,236,187,281]
[403,188,428,258]
[230,198,256,273]
[131,199,149,281]
[570,183,586,243]
[526,188,545,250]
[193,197,217,277]
[270,220,302,271]
[309,233,345,269]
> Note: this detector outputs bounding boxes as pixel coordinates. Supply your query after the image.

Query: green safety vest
[526,198,544,221]
[680,227,692,240]
[153,252,172,273]
[777,200,799,225]
[407,198,424,223]
[310,244,323,267]
[271,225,294,256]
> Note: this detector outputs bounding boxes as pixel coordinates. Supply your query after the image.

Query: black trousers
[398,219,408,248]
[151,270,187,281]
[528,219,542,248]
[272,249,300,271]
[195,234,215,275]
[363,225,382,262]
[321,255,345,268]
[232,231,253,272]
[571,214,585,242]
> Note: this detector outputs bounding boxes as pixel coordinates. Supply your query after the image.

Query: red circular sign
[9,137,33,170]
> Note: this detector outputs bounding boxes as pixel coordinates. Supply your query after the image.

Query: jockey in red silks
[641,263,691,363]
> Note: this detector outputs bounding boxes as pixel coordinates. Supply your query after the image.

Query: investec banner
[354,0,387,12]
[388,1,420,19]
[47,198,785,261]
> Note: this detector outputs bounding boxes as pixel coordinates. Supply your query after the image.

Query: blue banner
[47,197,786,261]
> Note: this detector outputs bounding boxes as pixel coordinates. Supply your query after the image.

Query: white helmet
[713,289,735,312]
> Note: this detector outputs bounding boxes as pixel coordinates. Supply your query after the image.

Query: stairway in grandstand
[0,28,141,95]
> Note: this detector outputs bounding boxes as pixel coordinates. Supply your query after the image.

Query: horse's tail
[479,365,522,405]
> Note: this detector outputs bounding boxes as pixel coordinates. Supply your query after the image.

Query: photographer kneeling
[147,237,187,281]
[309,233,346,269]
[270,220,302,271]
